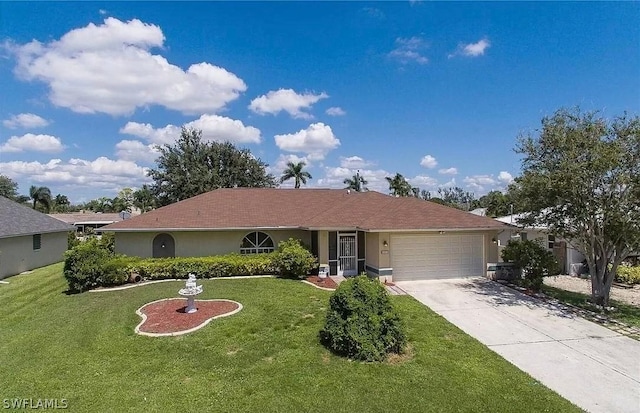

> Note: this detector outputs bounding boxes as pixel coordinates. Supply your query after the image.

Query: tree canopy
[29,185,52,212]
[0,175,18,200]
[385,173,415,197]
[280,161,312,188]
[343,171,368,192]
[147,128,276,206]
[513,108,640,306]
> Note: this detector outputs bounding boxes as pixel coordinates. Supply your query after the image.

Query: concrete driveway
[396,277,640,413]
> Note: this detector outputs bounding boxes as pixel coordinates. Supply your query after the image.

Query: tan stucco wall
[317,231,328,264]
[0,232,68,279]
[365,232,379,268]
[115,230,311,258]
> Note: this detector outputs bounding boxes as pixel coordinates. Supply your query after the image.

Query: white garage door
[391,234,484,281]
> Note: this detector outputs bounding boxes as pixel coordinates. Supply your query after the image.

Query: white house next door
[338,234,357,276]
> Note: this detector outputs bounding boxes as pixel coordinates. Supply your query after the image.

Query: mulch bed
[305,275,338,289]
[137,299,240,335]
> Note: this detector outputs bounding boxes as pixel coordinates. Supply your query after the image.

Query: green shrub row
[615,266,640,285]
[63,237,317,292]
[133,254,279,280]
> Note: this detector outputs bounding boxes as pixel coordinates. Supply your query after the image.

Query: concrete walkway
[396,277,640,413]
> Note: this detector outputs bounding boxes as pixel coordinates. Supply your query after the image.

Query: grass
[0,263,579,412]
[542,285,640,328]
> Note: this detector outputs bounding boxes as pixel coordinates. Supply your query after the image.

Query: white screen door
[338,234,357,276]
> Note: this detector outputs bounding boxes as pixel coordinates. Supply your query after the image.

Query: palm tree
[29,185,52,212]
[343,171,368,192]
[385,173,413,197]
[53,194,70,212]
[279,161,312,188]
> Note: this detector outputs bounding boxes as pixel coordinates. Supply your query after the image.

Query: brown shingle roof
[103,188,508,232]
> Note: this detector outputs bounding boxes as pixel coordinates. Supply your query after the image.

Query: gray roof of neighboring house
[0,196,73,239]
[48,212,127,225]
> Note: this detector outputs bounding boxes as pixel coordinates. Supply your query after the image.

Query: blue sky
[0,1,638,203]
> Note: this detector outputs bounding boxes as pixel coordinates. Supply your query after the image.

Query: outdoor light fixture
[492,238,498,244]
[439,231,446,235]
[383,240,388,247]
[161,243,166,248]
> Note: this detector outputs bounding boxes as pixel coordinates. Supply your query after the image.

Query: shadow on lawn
[458,278,579,320]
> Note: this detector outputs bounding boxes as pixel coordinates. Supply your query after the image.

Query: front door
[338,234,357,276]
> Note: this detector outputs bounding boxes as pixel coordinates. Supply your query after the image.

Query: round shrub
[320,275,407,362]
[501,239,560,291]
[63,239,112,293]
[273,238,317,279]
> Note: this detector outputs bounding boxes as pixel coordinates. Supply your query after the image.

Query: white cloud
[0,157,149,191]
[3,113,49,129]
[115,140,160,164]
[449,38,491,58]
[249,89,328,119]
[420,154,438,169]
[438,167,458,175]
[326,106,346,116]
[408,175,439,190]
[316,166,391,193]
[339,156,375,169]
[120,114,261,145]
[388,36,429,65]
[0,133,64,153]
[463,174,498,192]
[10,18,246,116]
[274,123,340,160]
[498,171,514,184]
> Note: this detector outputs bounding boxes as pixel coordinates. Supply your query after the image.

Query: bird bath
[178,274,203,313]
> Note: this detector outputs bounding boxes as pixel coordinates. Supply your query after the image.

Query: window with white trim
[548,235,555,249]
[240,231,275,254]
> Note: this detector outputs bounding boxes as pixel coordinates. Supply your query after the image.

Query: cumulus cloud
[115,140,160,164]
[9,18,246,116]
[448,38,491,58]
[463,174,498,192]
[274,123,340,160]
[498,171,514,184]
[3,113,49,129]
[0,157,149,192]
[438,167,458,175]
[0,133,64,153]
[408,175,439,190]
[316,166,391,193]
[388,36,429,65]
[249,89,328,119]
[339,156,375,169]
[120,114,261,145]
[420,154,438,169]
[326,107,346,116]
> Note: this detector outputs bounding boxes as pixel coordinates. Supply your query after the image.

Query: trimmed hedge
[133,254,278,280]
[272,238,317,279]
[616,266,640,285]
[320,275,407,362]
[64,236,318,292]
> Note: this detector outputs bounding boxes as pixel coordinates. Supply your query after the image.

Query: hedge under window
[33,234,42,250]
[240,231,275,254]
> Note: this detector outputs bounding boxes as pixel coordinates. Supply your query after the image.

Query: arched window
[240,231,275,254]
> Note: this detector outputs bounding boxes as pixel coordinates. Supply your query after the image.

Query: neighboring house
[495,213,585,275]
[49,212,132,233]
[103,188,508,282]
[0,196,73,279]
[469,208,487,217]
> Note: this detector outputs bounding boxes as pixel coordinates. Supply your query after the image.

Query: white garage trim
[391,233,485,281]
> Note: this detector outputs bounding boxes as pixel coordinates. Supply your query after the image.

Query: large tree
[513,108,640,307]
[280,161,312,188]
[147,128,276,206]
[434,187,476,211]
[29,185,52,212]
[343,171,368,192]
[133,184,156,212]
[385,173,414,197]
[52,194,71,213]
[0,175,18,200]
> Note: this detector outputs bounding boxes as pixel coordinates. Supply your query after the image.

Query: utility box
[318,264,329,279]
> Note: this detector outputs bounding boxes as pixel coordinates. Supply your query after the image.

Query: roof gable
[0,196,73,238]
[104,188,508,232]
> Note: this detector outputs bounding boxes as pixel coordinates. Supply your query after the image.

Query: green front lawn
[0,263,578,412]
[542,285,640,328]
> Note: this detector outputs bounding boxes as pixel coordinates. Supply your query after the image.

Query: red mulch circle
[137,299,240,335]
[305,275,338,289]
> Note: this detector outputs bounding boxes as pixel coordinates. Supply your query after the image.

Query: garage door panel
[391,234,484,281]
